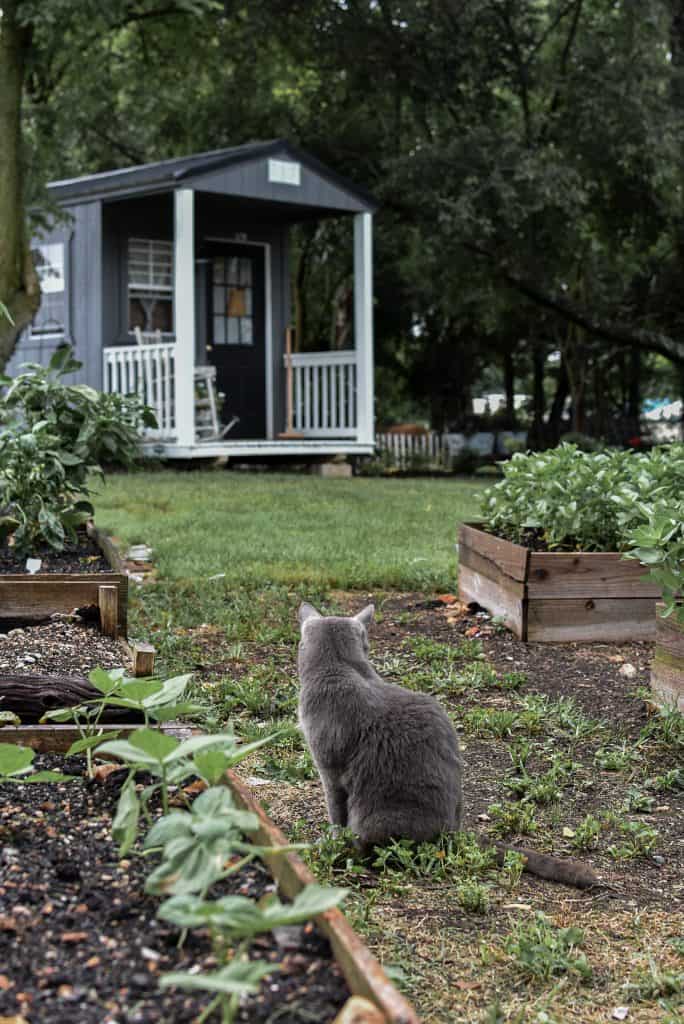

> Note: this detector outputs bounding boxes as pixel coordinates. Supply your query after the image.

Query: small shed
[10,141,377,459]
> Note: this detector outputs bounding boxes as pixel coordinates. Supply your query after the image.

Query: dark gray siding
[192,149,368,214]
[6,204,102,387]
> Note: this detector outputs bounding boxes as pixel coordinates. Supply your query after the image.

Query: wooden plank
[650,656,684,711]
[227,771,420,1024]
[459,523,529,582]
[0,579,116,618]
[89,524,127,573]
[0,721,196,754]
[459,545,526,598]
[458,564,526,639]
[527,597,657,643]
[654,605,684,660]
[131,642,156,677]
[98,585,119,638]
[527,552,661,599]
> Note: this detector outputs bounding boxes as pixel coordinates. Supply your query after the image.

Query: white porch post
[354,212,374,445]
[174,188,196,447]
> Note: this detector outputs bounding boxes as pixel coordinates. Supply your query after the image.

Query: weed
[622,789,656,814]
[608,820,659,861]
[488,801,538,837]
[456,878,490,913]
[571,814,602,851]
[640,708,684,755]
[462,707,543,739]
[504,912,592,982]
[497,670,527,691]
[371,831,496,881]
[625,956,683,1001]
[594,742,640,772]
[646,768,684,792]
[501,849,526,889]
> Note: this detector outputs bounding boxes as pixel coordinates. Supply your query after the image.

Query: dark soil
[0,757,349,1024]
[0,531,110,575]
[478,523,619,553]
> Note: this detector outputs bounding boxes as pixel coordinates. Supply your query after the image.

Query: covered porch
[94,143,376,459]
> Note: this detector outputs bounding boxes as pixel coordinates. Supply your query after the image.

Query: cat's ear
[299,602,322,627]
[354,604,375,630]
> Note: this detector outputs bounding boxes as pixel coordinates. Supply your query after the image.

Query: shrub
[0,347,156,554]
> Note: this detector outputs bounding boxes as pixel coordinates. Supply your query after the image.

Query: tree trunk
[503,347,515,423]
[0,673,143,724]
[547,357,569,445]
[0,2,40,368]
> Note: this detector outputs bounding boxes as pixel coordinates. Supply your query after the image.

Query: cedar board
[227,771,421,1024]
[0,524,128,635]
[458,523,660,643]
[651,603,684,710]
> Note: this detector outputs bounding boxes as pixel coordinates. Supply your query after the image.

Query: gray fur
[297,603,462,849]
[297,603,600,889]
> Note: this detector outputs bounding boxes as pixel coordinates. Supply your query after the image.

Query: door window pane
[240,318,253,345]
[213,317,225,345]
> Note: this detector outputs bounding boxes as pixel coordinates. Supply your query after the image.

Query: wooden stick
[131,642,156,677]
[98,585,118,638]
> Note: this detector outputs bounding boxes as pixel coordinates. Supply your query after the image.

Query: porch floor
[142,438,375,459]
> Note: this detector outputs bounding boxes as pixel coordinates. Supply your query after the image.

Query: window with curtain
[127,238,174,335]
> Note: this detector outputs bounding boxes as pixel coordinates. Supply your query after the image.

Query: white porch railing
[103,341,176,441]
[288,350,358,437]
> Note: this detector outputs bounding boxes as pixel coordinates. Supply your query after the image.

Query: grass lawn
[91,468,684,1024]
[94,469,481,589]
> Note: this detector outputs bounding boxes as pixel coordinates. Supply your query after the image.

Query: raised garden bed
[651,603,684,711]
[0,620,157,752]
[0,758,353,1024]
[0,523,128,638]
[458,523,661,642]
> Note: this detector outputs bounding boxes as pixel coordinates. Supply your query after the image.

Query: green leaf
[193,749,232,785]
[0,711,21,726]
[159,960,275,996]
[66,731,120,756]
[0,743,34,776]
[22,770,75,783]
[88,667,126,694]
[128,727,180,762]
[144,812,192,849]
[112,776,140,856]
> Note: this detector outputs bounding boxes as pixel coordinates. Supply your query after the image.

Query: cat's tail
[479,837,599,889]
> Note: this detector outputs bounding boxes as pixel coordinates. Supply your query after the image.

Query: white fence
[374,431,449,468]
[288,351,358,437]
[103,341,176,441]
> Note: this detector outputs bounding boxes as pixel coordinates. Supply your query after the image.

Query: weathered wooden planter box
[458,523,661,643]
[227,771,420,1024]
[0,524,128,638]
[651,604,684,711]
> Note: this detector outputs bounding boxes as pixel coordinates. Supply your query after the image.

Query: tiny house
[10,141,377,459]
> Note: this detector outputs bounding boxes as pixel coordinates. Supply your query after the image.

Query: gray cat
[297,602,598,889]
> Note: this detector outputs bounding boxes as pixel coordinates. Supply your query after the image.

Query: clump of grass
[624,955,683,1001]
[594,742,640,772]
[622,789,655,814]
[372,831,496,881]
[646,767,684,792]
[488,801,538,837]
[456,878,490,913]
[504,912,592,983]
[640,708,684,755]
[607,820,658,861]
[462,707,543,739]
[571,814,602,852]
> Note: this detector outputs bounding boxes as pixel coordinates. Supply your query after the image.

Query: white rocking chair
[133,327,239,441]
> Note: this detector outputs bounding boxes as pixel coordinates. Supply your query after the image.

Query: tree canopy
[3,0,684,439]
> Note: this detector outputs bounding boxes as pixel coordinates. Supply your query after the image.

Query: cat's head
[298,602,374,657]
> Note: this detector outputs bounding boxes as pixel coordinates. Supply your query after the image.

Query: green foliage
[0,742,72,783]
[487,801,538,838]
[607,820,659,862]
[504,913,592,983]
[571,815,602,852]
[0,348,156,554]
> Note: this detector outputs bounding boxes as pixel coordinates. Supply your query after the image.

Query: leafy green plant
[594,742,640,772]
[98,726,277,853]
[0,421,95,553]
[607,820,658,861]
[488,801,538,837]
[571,815,602,852]
[504,912,592,982]
[455,878,490,913]
[480,443,684,552]
[158,884,347,1023]
[646,768,684,793]
[0,742,73,783]
[0,347,156,554]
[42,669,203,778]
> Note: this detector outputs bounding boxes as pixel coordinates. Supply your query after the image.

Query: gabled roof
[48,139,378,213]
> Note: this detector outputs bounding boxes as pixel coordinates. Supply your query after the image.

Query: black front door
[206,245,266,438]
